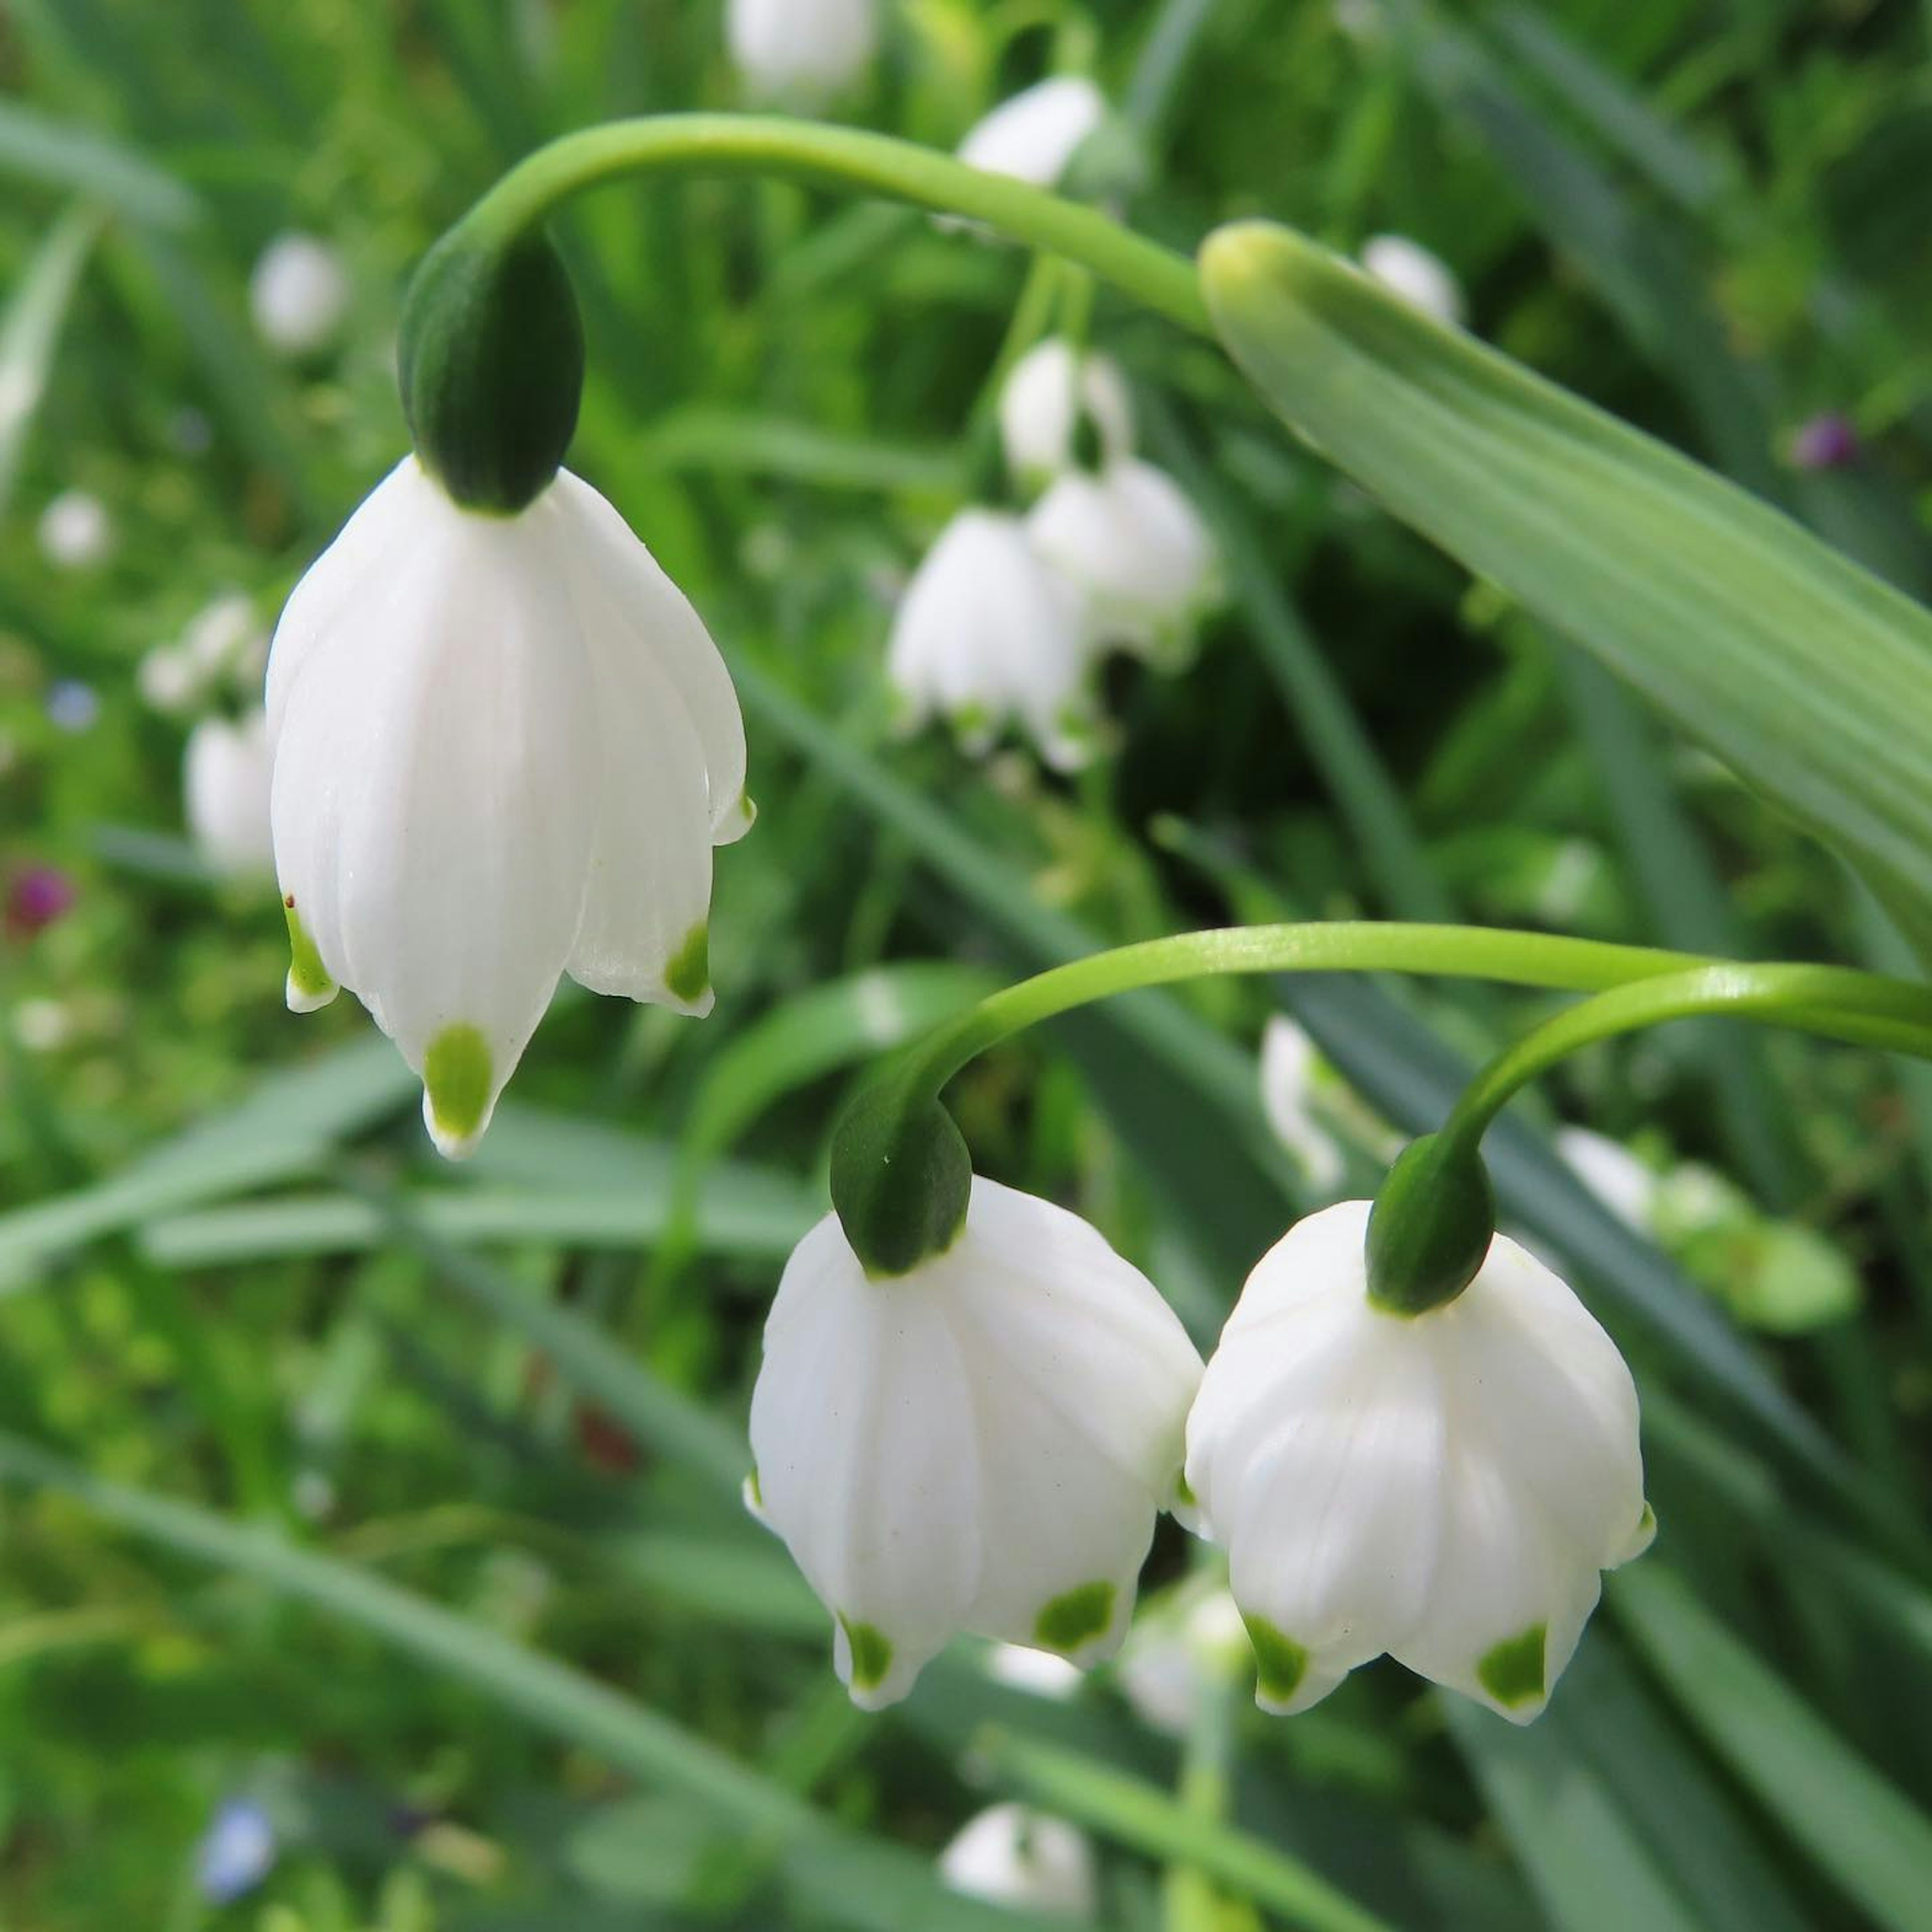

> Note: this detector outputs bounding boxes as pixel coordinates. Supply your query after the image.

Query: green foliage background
[4,1,1932,1926]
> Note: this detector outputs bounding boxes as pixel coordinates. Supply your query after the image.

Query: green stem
[455,114,1210,334]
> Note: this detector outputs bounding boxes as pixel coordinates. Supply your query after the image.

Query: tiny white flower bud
[749,1179,1203,1709]
[728,0,876,102]
[1360,234,1466,328]
[1115,1576,1248,1736]
[37,490,113,570]
[1259,1015,1346,1194]
[957,77,1107,190]
[1026,458,1220,665]
[887,508,1096,769]
[268,457,747,1156]
[939,1803,1097,1919]
[185,710,275,879]
[250,233,351,357]
[1186,1199,1652,1723]
[998,339,1136,493]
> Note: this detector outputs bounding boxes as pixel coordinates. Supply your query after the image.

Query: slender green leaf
[0,201,103,514]
[0,99,198,227]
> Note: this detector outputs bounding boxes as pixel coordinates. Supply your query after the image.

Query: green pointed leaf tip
[423,1023,494,1148]
[1035,1580,1116,1655]
[1200,219,1932,962]
[839,1615,894,1692]
[1366,1135,1497,1316]
[282,898,337,1006]
[1477,1623,1549,1710]
[1243,1613,1310,1707]
[665,922,710,1004]
[828,1093,971,1278]
[398,223,584,514]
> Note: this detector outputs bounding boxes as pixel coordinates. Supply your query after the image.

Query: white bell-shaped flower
[1186,1199,1653,1724]
[998,339,1135,494]
[1026,458,1220,664]
[37,490,112,570]
[1360,234,1465,328]
[728,0,875,101]
[1556,1127,1659,1231]
[887,508,1096,769]
[185,710,275,879]
[267,455,747,1158]
[957,76,1106,190]
[748,1178,1203,1709]
[250,233,351,357]
[938,1804,1098,1920]
[1260,1015,1346,1194]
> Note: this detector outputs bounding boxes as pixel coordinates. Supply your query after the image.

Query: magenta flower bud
[6,864,76,937]
[1790,412,1860,472]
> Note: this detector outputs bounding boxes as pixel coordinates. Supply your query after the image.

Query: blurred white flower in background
[1115,1575,1248,1736]
[1259,1014,1347,1194]
[1361,234,1466,328]
[938,1804,1097,1919]
[888,508,1096,769]
[957,76,1106,190]
[267,456,747,1156]
[1556,1126,1659,1231]
[727,0,876,102]
[983,1641,1084,1701]
[139,590,268,717]
[184,710,275,879]
[1186,1200,1653,1723]
[37,490,113,570]
[250,232,351,356]
[998,338,1135,494]
[748,1178,1203,1708]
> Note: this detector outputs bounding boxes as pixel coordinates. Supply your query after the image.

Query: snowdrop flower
[1026,458,1220,664]
[939,1804,1097,1919]
[1360,235,1465,328]
[185,710,275,879]
[197,1798,276,1905]
[1115,1578,1248,1736]
[728,0,875,101]
[999,339,1135,494]
[1260,1015,1346,1194]
[888,508,1096,769]
[984,1642,1084,1701]
[250,232,351,356]
[268,455,747,1157]
[1556,1127,1659,1232]
[957,77,1106,190]
[1186,1200,1653,1723]
[748,1178,1203,1708]
[37,490,112,570]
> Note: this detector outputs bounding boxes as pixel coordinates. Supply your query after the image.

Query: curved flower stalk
[267,456,747,1157]
[727,0,876,104]
[998,337,1135,495]
[887,508,1097,769]
[185,710,274,879]
[747,1178,1202,1708]
[1185,1199,1653,1722]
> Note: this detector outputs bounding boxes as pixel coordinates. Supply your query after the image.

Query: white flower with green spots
[267,455,747,1157]
[1185,1199,1653,1723]
[747,1177,1203,1709]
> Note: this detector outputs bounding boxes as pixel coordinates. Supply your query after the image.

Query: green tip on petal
[665,922,711,1008]
[1476,1623,1548,1715]
[737,792,758,831]
[422,1022,495,1158]
[742,1468,764,1521]
[1034,1580,1117,1659]
[1243,1613,1310,1711]
[839,1616,895,1701]
[283,899,338,1013]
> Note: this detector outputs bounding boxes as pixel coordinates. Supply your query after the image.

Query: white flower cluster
[889,335,1220,768]
[749,1175,1651,1724]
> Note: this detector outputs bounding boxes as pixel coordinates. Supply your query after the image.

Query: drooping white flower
[140,591,268,717]
[1186,1200,1653,1724]
[748,1178,1203,1709]
[957,77,1107,190]
[1115,1575,1249,1736]
[250,233,351,356]
[1556,1127,1659,1231]
[727,0,876,101]
[999,339,1135,494]
[984,1641,1084,1701]
[1260,1015,1346,1195]
[37,490,112,570]
[1360,234,1465,328]
[887,508,1096,769]
[939,1804,1097,1920]
[1026,458,1220,664]
[185,710,275,879]
[268,455,747,1157]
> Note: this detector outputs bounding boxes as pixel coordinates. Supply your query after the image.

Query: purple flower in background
[196,1797,276,1904]
[1790,411,1861,471]
[45,679,100,733]
[5,865,75,938]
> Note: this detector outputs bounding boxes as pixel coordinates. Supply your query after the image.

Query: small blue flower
[45,680,100,734]
[196,1797,276,1904]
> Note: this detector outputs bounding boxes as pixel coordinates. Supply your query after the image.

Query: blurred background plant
[4,1,1932,1927]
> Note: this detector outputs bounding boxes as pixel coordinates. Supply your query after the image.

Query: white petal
[958,77,1106,189]
[939,1804,1098,1919]
[1556,1128,1658,1230]
[184,711,275,878]
[1360,234,1465,328]
[251,232,350,356]
[728,0,876,101]
[999,339,1136,489]
[1259,1015,1346,1193]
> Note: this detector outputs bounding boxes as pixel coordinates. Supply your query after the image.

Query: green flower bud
[830,1092,972,1278]
[1365,1133,1497,1317]
[397,224,584,514]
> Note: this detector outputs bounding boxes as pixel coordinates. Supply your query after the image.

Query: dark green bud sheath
[830,1092,972,1278]
[397,223,584,514]
[1365,1133,1497,1317]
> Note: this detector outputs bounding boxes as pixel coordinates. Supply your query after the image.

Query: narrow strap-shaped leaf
[1201,221,1932,960]
[0,201,105,515]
